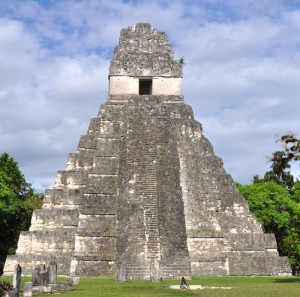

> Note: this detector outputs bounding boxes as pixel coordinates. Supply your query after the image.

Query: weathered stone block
[4,254,72,276]
[95,138,121,156]
[13,264,21,296]
[278,256,292,275]
[32,264,48,286]
[32,286,53,294]
[66,153,94,171]
[86,175,118,195]
[116,263,127,282]
[228,251,271,276]
[30,209,79,230]
[15,232,32,254]
[187,237,226,261]
[23,282,32,297]
[74,236,116,259]
[191,260,228,276]
[77,214,116,236]
[73,260,115,276]
[50,282,73,291]
[43,188,83,206]
[92,157,119,175]
[69,276,80,284]
[47,261,57,284]
[55,171,88,188]
[30,230,75,253]
[81,194,117,215]
[78,135,97,150]
[226,233,278,252]
[87,118,101,134]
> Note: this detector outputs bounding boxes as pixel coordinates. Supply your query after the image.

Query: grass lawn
[1,275,299,297]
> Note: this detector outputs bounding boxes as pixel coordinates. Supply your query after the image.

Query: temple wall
[152,77,182,95]
[191,259,229,276]
[109,76,138,95]
[74,236,116,259]
[15,232,32,255]
[109,76,182,95]
[30,209,79,230]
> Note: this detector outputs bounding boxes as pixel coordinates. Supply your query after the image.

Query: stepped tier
[4,23,291,278]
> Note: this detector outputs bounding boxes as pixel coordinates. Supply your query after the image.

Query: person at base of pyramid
[180,276,190,289]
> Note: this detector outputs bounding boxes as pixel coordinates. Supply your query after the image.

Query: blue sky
[1,0,300,191]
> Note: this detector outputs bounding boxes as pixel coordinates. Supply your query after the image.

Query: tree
[263,133,300,190]
[0,153,43,274]
[237,182,300,258]
[263,150,294,189]
[0,172,25,274]
[237,133,300,273]
[280,134,300,161]
[0,153,31,199]
[291,180,300,203]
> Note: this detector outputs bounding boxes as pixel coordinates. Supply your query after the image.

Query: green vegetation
[0,280,13,297]
[179,57,185,65]
[0,153,43,274]
[237,133,300,273]
[1,276,300,297]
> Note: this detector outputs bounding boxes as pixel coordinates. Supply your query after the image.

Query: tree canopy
[0,153,43,275]
[237,133,300,273]
[262,134,300,190]
[237,181,300,264]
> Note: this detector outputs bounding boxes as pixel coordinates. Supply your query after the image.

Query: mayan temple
[5,23,291,278]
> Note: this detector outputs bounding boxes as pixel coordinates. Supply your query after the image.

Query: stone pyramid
[4,23,291,278]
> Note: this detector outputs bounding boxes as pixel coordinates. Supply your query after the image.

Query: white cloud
[0,19,41,89]
[0,0,300,190]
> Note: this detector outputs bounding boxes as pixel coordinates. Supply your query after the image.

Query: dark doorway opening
[139,79,152,95]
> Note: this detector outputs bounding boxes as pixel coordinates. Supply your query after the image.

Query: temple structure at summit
[4,23,291,278]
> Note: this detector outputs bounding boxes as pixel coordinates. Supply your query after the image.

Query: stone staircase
[142,134,160,260]
[126,265,151,279]
[160,262,192,278]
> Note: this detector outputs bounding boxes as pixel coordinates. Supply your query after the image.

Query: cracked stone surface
[4,23,292,278]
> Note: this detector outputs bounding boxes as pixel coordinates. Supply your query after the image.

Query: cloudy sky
[1,0,300,192]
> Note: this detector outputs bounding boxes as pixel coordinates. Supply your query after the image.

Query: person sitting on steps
[180,276,190,289]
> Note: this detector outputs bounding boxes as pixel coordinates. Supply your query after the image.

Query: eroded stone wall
[4,23,292,278]
[109,23,182,77]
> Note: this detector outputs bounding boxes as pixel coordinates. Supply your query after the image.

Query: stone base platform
[170,285,232,290]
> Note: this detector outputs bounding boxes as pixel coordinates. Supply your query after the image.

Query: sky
[1,0,300,192]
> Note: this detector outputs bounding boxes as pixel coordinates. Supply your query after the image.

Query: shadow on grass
[273,277,300,283]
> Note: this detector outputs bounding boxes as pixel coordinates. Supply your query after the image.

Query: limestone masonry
[4,23,291,278]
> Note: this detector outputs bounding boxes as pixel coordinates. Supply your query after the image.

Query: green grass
[1,276,300,297]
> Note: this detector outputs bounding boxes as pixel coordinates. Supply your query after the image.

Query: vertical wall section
[4,23,292,277]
